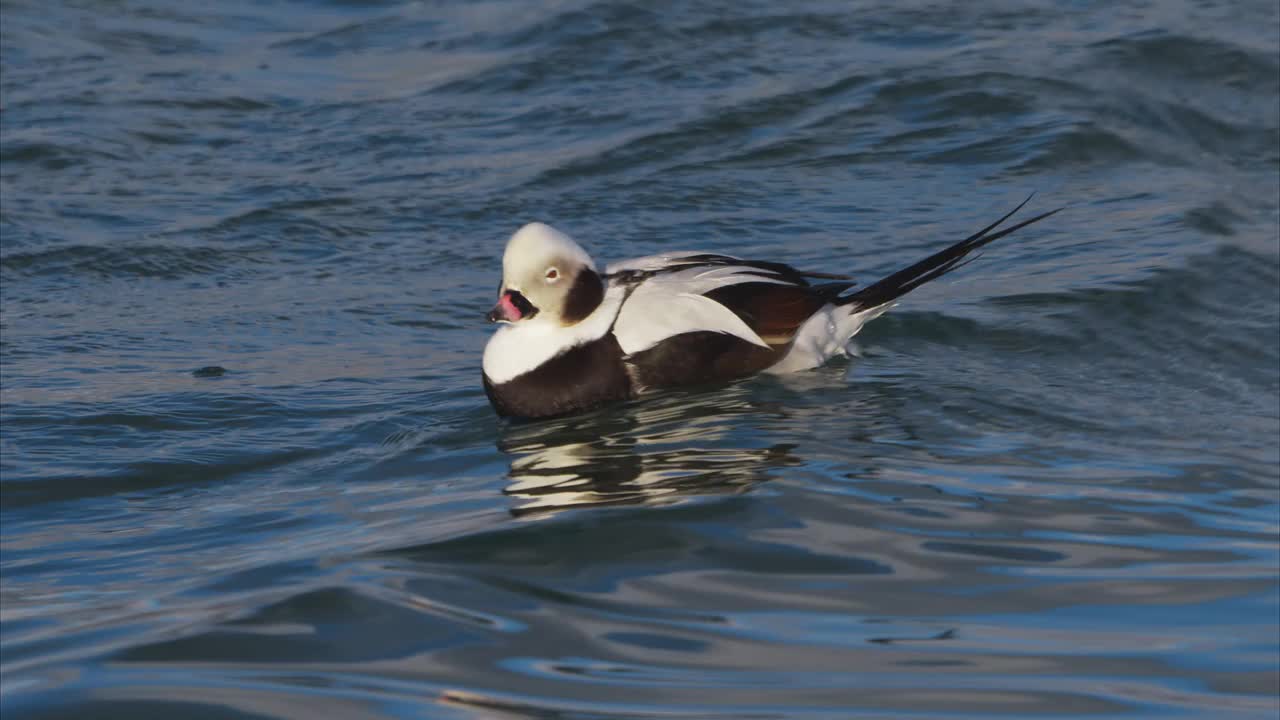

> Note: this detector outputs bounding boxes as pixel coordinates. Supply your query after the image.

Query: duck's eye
[544,267,560,283]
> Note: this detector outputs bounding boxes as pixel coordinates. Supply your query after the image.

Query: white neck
[482,285,624,384]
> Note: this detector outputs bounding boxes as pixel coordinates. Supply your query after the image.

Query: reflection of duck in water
[483,198,1058,419]
[498,388,800,516]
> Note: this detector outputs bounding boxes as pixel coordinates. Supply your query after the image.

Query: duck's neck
[483,284,624,384]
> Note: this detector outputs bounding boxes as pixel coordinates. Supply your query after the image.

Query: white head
[487,223,604,326]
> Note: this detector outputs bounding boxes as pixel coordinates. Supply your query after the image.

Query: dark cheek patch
[561,268,605,325]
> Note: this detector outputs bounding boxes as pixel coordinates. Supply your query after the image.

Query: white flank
[766,302,894,374]
[482,285,625,384]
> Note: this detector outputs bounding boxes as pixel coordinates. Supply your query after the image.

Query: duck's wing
[607,255,855,356]
[606,252,852,284]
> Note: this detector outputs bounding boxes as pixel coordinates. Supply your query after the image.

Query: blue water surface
[2,1,1278,718]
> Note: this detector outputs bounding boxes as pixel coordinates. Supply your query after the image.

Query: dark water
[2,0,1278,717]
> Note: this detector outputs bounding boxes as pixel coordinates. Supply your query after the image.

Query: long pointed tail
[840,196,1061,311]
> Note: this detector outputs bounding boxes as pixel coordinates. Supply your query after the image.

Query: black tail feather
[840,196,1061,310]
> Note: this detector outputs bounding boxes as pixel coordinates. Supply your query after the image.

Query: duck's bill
[487,290,537,323]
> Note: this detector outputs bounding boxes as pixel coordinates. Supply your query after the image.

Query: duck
[482,197,1059,419]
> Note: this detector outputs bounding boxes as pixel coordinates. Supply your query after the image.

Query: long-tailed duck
[483,197,1059,419]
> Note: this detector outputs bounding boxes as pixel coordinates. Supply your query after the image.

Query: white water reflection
[498,387,798,515]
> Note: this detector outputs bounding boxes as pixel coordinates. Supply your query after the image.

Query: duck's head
[487,223,605,326]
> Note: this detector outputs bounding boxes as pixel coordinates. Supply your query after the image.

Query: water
[2,1,1278,717]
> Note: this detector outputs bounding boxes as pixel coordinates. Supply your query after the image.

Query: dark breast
[483,334,634,419]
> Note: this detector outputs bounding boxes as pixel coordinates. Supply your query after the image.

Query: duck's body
[482,199,1058,419]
